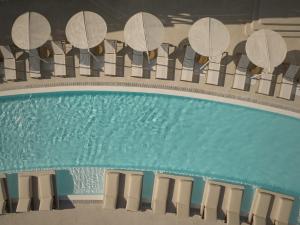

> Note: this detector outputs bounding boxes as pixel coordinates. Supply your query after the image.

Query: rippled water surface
[0,91,300,195]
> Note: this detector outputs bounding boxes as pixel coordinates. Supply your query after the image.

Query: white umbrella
[246,29,287,72]
[188,17,230,58]
[124,12,164,52]
[65,11,107,49]
[11,11,51,50]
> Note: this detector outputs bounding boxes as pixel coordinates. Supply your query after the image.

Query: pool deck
[0,202,249,225]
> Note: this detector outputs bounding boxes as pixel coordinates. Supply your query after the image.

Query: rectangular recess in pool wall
[56,168,104,196]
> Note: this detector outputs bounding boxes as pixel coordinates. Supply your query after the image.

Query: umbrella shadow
[284,50,300,81]
[176,38,200,83]
[232,40,247,66]
[218,52,229,87]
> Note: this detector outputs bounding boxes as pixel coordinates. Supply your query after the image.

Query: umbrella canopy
[11,12,51,50]
[124,12,164,52]
[65,11,107,49]
[246,29,287,72]
[188,17,230,58]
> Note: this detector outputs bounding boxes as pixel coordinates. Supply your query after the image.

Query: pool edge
[0,85,299,119]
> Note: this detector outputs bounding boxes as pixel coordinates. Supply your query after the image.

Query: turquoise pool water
[0,91,300,196]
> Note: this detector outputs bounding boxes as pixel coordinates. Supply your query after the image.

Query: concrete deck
[0,202,246,225]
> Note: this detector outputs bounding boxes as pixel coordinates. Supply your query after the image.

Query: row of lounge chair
[0,171,56,214]
[0,169,295,225]
[0,41,299,100]
[103,170,295,225]
[233,54,300,100]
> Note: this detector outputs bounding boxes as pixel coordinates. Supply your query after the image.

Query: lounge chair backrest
[131,50,144,77]
[0,46,14,59]
[105,40,117,54]
[51,41,65,55]
[18,175,32,199]
[50,41,66,76]
[104,40,118,76]
[0,45,16,80]
[156,43,169,79]
[258,69,274,95]
[203,182,221,221]
[181,46,195,81]
[232,54,250,90]
[278,65,300,100]
[37,174,54,199]
[0,174,8,214]
[125,173,143,211]
[270,196,294,225]
[176,178,193,217]
[158,44,169,57]
[184,46,195,60]
[152,175,170,214]
[284,65,299,80]
[103,171,119,209]
[237,54,250,69]
[222,187,243,214]
[27,49,41,78]
[79,49,91,75]
[16,174,33,212]
[132,50,143,62]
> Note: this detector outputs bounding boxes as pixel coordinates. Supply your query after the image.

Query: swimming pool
[0,91,300,197]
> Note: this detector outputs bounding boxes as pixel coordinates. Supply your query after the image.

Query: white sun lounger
[201,181,221,221]
[222,185,244,225]
[206,55,222,85]
[257,69,275,95]
[16,174,32,212]
[79,49,91,75]
[249,189,294,225]
[26,49,41,78]
[0,174,8,214]
[50,41,66,76]
[35,173,55,211]
[125,173,143,211]
[103,171,119,209]
[104,40,117,76]
[279,65,300,100]
[152,175,170,215]
[233,54,250,90]
[156,43,169,79]
[131,50,144,77]
[176,178,193,218]
[0,45,16,81]
[270,195,294,225]
[249,190,272,225]
[181,46,195,82]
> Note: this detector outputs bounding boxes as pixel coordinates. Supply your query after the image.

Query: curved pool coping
[0,84,300,119]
